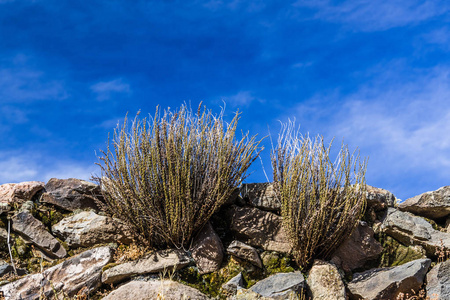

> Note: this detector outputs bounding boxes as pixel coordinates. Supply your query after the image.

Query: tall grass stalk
[272,122,367,269]
[95,104,261,249]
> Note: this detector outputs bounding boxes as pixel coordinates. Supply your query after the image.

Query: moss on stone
[377,234,425,268]
[102,262,119,272]
[260,251,295,275]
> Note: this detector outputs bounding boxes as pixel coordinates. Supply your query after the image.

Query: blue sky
[1,0,450,201]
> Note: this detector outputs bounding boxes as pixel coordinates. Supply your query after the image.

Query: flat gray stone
[41,178,102,211]
[250,272,305,299]
[230,206,291,253]
[12,211,66,259]
[241,183,280,211]
[102,249,191,284]
[0,246,111,300]
[227,240,263,268]
[191,222,223,274]
[381,208,450,256]
[307,260,346,300]
[426,259,450,300]
[399,186,450,220]
[102,279,210,300]
[347,258,431,300]
[52,210,132,248]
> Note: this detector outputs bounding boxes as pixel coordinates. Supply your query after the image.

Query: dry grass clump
[272,122,367,269]
[95,104,261,249]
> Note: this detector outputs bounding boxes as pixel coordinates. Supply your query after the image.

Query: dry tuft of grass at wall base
[95,104,262,250]
[272,121,367,269]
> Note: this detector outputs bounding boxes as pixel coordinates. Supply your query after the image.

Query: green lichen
[35,207,65,231]
[260,251,295,275]
[11,235,32,261]
[378,234,425,267]
[102,262,119,272]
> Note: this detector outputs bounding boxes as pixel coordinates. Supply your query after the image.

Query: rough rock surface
[347,258,431,300]
[227,240,263,268]
[0,227,7,244]
[0,246,112,300]
[236,288,296,300]
[381,208,450,256]
[52,210,132,247]
[307,260,346,300]
[250,272,305,299]
[426,259,450,300]
[230,206,291,253]
[222,272,245,294]
[41,178,102,211]
[331,221,383,273]
[0,181,44,212]
[102,249,191,284]
[191,222,223,274]
[103,280,210,300]
[399,186,450,220]
[0,260,14,277]
[366,185,396,211]
[241,183,280,211]
[12,211,67,259]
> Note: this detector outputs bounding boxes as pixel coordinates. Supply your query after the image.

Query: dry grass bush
[95,104,262,249]
[272,122,367,269]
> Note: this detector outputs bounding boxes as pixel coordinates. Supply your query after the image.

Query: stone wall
[0,179,449,299]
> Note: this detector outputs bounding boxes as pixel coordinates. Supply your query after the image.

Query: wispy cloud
[90,78,131,101]
[0,67,68,102]
[294,0,448,31]
[0,152,97,184]
[223,91,263,107]
[286,63,450,198]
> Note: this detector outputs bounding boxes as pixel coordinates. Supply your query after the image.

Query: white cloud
[286,64,450,199]
[294,0,448,31]
[224,91,262,107]
[0,68,68,102]
[91,78,131,101]
[0,152,97,185]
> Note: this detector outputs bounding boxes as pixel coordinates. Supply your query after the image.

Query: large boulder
[52,210,132,248]
[0,181,44,212]
[381,208,450,256]
[102,249,190,284]
[347,258,431,300]
[102,280,210,300]
[230,206,291,253]
[331,221,383,273]
[11,211,66,259]
[190,222,223,274]
[249,272,305,299]
[227,240,263,268]
[399,186,450,220]
[307,260,346,300]
[40,178,102,211]
[241,183,280,211]
[0,246,112,300]
[426,259,450,300]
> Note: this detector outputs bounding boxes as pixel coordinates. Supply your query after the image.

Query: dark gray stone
[227,240,263,268]
[347,258,431,300]
[191,222,224,274]
[230,206,291,253]
[41,178,102,211]
[241,183,280,211]
[12,211,66,259]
